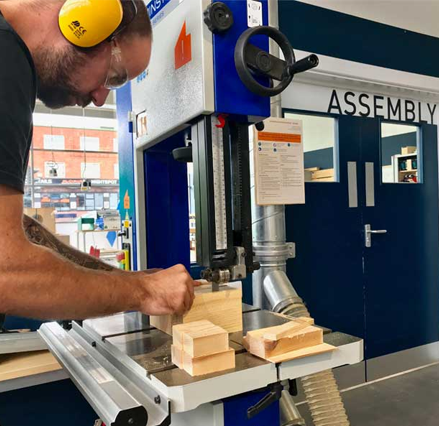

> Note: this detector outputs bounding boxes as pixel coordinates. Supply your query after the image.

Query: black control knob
[234,26,319,97]
[204,2,234,33]
[172,145,193,163]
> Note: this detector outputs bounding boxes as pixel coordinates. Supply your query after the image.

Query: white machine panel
[132,0,214,149]
[278,338,364,381]
[151,354,277,413]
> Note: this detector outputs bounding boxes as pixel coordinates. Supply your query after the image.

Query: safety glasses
[104,40,129,90]
[104,0,138,90]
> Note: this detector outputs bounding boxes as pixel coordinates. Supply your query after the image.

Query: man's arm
[23,214,115,271]
[0,185,196,320]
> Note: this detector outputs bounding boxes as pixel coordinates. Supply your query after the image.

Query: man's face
[34,35,152,109]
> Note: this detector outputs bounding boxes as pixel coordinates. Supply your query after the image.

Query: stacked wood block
[401,146,416,155]
[244,317,336,363]
[171,320,235,376]
[151,284,243,335]
[311,168,334,182]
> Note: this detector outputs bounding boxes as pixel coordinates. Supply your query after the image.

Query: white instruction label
[254,118,305,205]
[247,0,263,27]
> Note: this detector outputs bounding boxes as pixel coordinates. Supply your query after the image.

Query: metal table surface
[40,308,364,417]
[98,309,361,387]
[0,331,47,354]
[82,312,152,340]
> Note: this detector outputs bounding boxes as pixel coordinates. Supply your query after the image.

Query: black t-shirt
[0,12,37,193]
[0,12,36,331]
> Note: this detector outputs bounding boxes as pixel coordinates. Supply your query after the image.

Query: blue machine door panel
[286,115,365,340]
[362,121,439,359]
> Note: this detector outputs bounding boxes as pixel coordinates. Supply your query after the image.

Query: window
[114,164,119,179]
[27,93,121,254]
[85,193,95,210]
[44,134,65,150]
[81,163,101,179]
[77,193,86,210]
[113,138,118,153]
[381,123,420,184]
[44,162,66,178]
[110,193,118,209]
[80,136,100,152]
[95,193,104,210]
[284,113,338,182]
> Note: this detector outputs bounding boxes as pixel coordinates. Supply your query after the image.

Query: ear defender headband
[59,0,137,48]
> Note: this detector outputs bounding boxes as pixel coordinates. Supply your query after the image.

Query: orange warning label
[175,22,192,70]
[124,190,130,210]
[258,132,302,143]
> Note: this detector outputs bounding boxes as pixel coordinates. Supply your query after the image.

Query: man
[0,0,198,322]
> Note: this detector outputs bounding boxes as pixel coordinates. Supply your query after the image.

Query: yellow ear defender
[59,0,136,48]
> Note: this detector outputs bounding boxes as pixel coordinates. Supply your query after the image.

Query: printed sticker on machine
[254,117,305,206]
[247,0,262,27]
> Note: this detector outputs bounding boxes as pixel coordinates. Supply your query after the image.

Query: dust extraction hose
[264,271,350,426]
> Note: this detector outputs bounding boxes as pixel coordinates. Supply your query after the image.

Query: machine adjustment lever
[234,26,319,97]
[172,145,193,163]
[288,54,319,76]
[288,379,298,396]
[247,382,283,419]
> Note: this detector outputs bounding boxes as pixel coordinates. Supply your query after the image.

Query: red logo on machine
[175,22,192,70]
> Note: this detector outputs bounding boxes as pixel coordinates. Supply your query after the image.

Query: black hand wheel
[234,26,318,97]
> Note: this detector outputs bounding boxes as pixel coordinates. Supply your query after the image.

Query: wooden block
[173,320,229,357]
[263,317,314,341]
[267,343,336,363]
[244,325,323,359]
[312,177,334,182]
[171,345,235,376]
[0,351,61,382]
[401,146,416,155]
[151,284,242,335]
[305,167,320,172]
[312,169,334,179]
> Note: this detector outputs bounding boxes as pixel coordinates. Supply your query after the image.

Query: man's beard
[33,44,93,109]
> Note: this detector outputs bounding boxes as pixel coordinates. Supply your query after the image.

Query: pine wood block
[173,320,229,357]
[0,351,61,382]
[267,343,336,363]
[151,284,242,335]
[263,317,314,340]
[244,325,323,359]
[312,169,334,179]
[171,345,235,376]
[312,177,334,182]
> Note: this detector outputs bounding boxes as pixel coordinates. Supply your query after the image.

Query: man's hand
[139,264,199,316]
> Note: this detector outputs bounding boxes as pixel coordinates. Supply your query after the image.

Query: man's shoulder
[0,15,35,74]
[0,14,22,45]
[0,16,36,102]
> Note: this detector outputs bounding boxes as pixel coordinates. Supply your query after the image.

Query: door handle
[365,224,387,248]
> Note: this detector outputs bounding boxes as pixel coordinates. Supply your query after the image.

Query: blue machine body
[115,2,277,423]
[212,0,270,118]
[121,0,271,275]
[117,83,138,270]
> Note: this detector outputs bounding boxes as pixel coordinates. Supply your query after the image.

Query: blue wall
[304,148,334,170]
[279,1,439,78]
[382,132,417,166]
